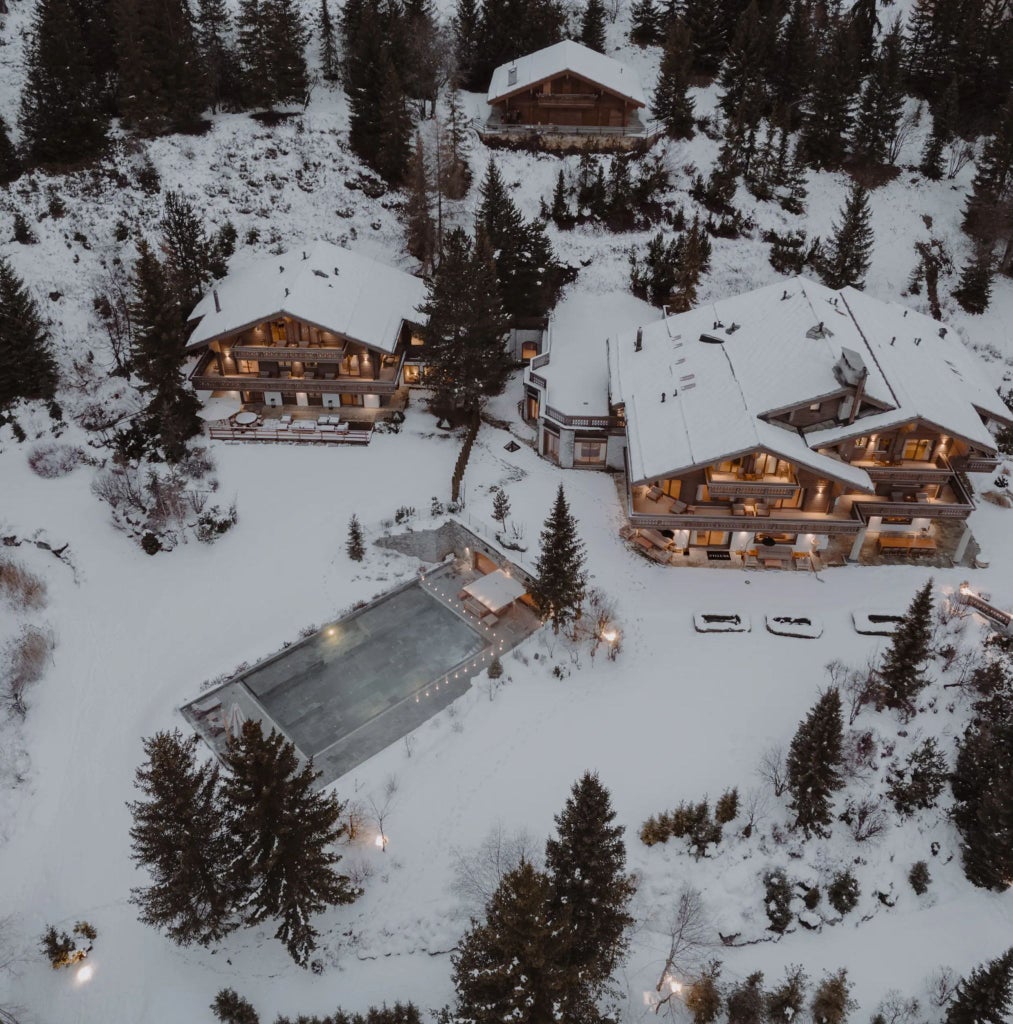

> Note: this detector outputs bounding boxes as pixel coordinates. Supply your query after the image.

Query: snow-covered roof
[610,276,1009,485]
[487,40,646,107]
[187,241,427,353]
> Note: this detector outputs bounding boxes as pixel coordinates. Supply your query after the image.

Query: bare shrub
[340,799,369,843]
[926,966,958,1008]
[180,446,215,480]
[450,821,541,915]
[827,658,878,725]
[740,788,769,838]
[2,626,55,716]
[27,442,82,479]
[840,729,878,780]
[0,558,47,611]
[652,886,712,1007]
[875,990,921,1024]
[344,856,375,887]
[758,744,788,797]
[841,796,888,843]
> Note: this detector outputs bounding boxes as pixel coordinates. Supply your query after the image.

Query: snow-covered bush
[2,625,55,716]
[27,442,82,478]
[763,869,794,933]
[908,861,931,895]
[195,503,238,544]
[827,869,860,915]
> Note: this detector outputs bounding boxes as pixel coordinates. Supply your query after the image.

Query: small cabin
[486,40,646,132]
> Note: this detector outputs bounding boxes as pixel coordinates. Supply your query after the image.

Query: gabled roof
[609,276,1008,486]
[186,241,427,354]
[487,40,646,107]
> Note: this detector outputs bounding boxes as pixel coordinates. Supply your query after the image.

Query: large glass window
[271,320,286,343]
[574,439,605,465]
[690,530,729,547]
[543,429,560,463]
[662,478,682,499]
[237,359,258,374]
[902,439,932,461]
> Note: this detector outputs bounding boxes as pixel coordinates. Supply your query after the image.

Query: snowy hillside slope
[0,0,1011,1021]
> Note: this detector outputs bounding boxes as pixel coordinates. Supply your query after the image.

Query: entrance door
[295,392,309,407]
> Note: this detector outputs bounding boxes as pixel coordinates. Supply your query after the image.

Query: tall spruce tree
[629,0,662,47]
[0,115,21,184]
[545,772,636,1014]
[850,22,906,166]
[580,0,607,54]
[531,485,588,633]
[786,688,844,836]
[717,1,774,130]
[128,730,240,946]
[319,0,340,82]
[799,16,859,170]
[953,243,995,314]
[113,0,205,135]
[374,48,413,184]
[0,258,59,411]
[876,580,934,718]
[681,0,729,76]
[405,134,436,269]
[952,714,1013,891]
[268,0,309,106]
[18,0,109,166]
[654,18,695,140]
[476,161,563,319]
[196,0,241,112]
[160,190,214,317]
[820,182,874,290]
[420,227,510,413]
[222,721,356,967]
[919,77,959,180]
[963,96,1013,258]
[128,241,202,462]
[237,0,273,108]
[452,0,483,89]
[945,949,1013,1024]
[452,861,566,1024]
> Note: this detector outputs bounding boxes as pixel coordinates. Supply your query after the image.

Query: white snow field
[1,0,1012,1021]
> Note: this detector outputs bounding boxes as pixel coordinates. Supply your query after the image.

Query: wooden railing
[544,405,622,429]
[705,469,800,499]
[860,462,953,484]
[536,93,598,106]
[852,499,971,522]
[953,455,1000,473]
[192,374,400,396]
[209,424,372,445]
[628,509,863,536]
[229,344,344,363]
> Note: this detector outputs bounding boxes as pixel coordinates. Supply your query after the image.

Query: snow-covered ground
[2,1,1012,1021]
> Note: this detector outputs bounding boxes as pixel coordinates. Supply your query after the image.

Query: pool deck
[182,559,541,786]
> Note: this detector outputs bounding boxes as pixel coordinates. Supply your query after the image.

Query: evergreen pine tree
[452,0,483,89]
[476,162,563,319]
[161,190,214,317]
[952,715,1013,891]
[0,258,59,411]
[405,134,436,269]
[953,243,995,314]
[549,168,572,227]
[919,77,959,180]
[113,0,205,136]
[222,721,357,967]
[876,580,934,718]
[717,1,773,129]
[545,772,636,1012]
[374,48,412,184]
[18,0,109,166]
[319,0,340,82]
[629,0,662,47]
[196,0,241,112]
[580,0,607,54]
[0,115,21,184]
[770,0,816,127]
[820,182,874,290]
[492,489,511,530]
[237,0,273,109]
[452,861,566,1024]
[441,87,472,200]
[212,988,261,1024]
[267,0,309,106]
[886,737,948,815]
[654,18,696,140]
[945,950,1013,1024]
[778,140,809,214]
[531,485,587,633]
[963,95,1013,248]
[128,241,202,462]
[681,0,729,76]
[346,514,365,561]
[799,17,859,170]
[786,688,844,836]
[850,22,906,166]
[128,730,240,946]
[419,227,510,413]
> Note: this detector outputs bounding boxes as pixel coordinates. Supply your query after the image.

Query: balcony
[229,343,344,363]
[849,455,954,484]
[952,455,1001,474]
[629,486,862,536]
[192,372,400,396]
[850,475,974,522]
[543,404,623,430]
[536,93,598,107]
[705,467,800,500]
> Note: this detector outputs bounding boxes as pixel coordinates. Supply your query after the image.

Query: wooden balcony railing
[627,508,863,536]
[859,462,953,484]
[229,344,344,363]
[952,455,1000,473]
[536,94,598,107]
[209,424,372,445]
[192,374,400,396]
[852,498,972,522]
[543,405,623,429]
[705,469,800,499]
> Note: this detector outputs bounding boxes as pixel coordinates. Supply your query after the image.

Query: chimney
[781,290,788,301]
[279,265,285,274]
[661,392,666,403]
[507,65,517,86]
[284,287,290,297]
[890,336,896,345]
[302,251,308,260]
[914,337,921,346]
[213,289,221,313]
[635,327,643,352]
[334,267,340,276]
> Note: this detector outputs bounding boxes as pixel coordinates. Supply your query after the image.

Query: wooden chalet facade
[486,40,646,134]
[186,242,427,416]
[526,278,1013,567]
